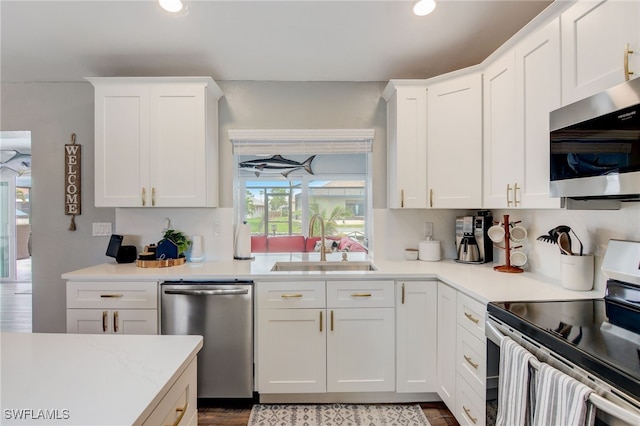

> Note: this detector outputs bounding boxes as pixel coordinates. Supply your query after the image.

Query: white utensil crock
[561,254,594,291]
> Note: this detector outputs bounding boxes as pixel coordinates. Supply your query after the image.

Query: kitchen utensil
[558,232,573,255]
[537,225,584,256]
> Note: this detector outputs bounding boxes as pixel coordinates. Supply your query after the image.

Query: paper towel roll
[190,235,204,262]
[234,222,252,260]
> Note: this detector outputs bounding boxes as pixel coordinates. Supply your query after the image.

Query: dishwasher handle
[163,288,249,296]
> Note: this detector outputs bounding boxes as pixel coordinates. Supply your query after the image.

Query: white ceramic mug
[510,225,528,242]
[510,251,527,267]
[488,225,505,243]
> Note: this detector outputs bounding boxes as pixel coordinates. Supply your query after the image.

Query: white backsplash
[115,208,235,261]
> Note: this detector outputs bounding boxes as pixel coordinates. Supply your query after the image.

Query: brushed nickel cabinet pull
[281,293,303,299]
[401,189,405,208]
[320,311,323,332]
[506,184,513,207]
[463,406,477,424]
[100,294,123,298]
[331,310,334,331]
[625,43,635,81]
[351,293,372,297]
[113,311,119,333]
[401,283,405,305]
[152,187,156,206]
[168,403,187,426]
[102,310,108,333]
[464,312,480,324]
[464,355,479,369]
[514,182,520,207]
[142,187,146,206]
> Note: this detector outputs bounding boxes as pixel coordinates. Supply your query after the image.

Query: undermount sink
[270,261,377,272]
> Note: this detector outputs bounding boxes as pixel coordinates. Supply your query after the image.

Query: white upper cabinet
[483,51,518,209]
[515,18,562,208]
[89,77,223,207]
[383,82,428,209]
[483,18,562,209]
[427,73,482,208]
[561,0,640,105]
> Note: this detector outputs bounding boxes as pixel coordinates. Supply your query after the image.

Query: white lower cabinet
[438,282,488,425]
[436,282,457,408]
[396,281,438,393]
[66,281,158,335]
[257,280,395,395]
[143,357,198,426]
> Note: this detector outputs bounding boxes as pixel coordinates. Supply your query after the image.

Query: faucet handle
[342,252,348,261]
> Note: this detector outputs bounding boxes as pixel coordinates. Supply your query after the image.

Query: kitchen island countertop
[62,253,604,304]
[0,332,203,426]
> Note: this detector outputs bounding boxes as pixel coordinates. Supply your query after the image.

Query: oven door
[486,315,640,426]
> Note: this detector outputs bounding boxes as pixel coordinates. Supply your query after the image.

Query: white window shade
[229,129,374,155]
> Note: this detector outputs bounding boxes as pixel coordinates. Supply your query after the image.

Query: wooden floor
[0,281,32,333]
[198,402,459,426]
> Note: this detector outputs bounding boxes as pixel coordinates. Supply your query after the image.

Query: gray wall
[1,82,115,332]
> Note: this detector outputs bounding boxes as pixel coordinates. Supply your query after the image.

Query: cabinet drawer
[257,281,325,309]
[143,358,197,426]
[66,281,158,309]
[327,281,394,308]
[457,293,486,340]
[456,326,486,397]
[456,374,486,426]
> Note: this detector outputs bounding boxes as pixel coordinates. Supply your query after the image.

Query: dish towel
[496,336,536,426]
[533,363,595,426]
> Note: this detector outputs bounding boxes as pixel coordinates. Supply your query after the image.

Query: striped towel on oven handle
[533,363,595,426]
[496,336,536,426]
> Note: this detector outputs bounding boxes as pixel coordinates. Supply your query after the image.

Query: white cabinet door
[149,84,207,207]
[515,18,562,209]
[67,309,111,334]
[396,281,437,393]
[257,309,326,393]
[561,0,640,105]
[113,309,158,335]
[327,308,395,392]
[427,73,483,208]
[94,84,150,207]
[385,83,428,209]
[483,51,518,209]
[437,282,457,409]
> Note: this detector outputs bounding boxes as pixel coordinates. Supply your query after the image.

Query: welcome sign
[65,133,81,230]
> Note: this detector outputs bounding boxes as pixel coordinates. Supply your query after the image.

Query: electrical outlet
[92,222,112,236]
[424,222,433,238]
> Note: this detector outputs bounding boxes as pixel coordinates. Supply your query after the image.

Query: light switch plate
[424,222,433,238]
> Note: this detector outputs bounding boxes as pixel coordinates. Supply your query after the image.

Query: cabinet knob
[464,354,479,370]
[102,310,108,333]
[463,406,478,424]
[152,187,156,207]
[113,311,119,333]
[401,189,405,208]
[514,182,521,207]
[464,312,480,324]
[506,184,513,207]
[141,187,147,206]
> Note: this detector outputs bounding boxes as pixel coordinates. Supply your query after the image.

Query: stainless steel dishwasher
[161,280,254,399]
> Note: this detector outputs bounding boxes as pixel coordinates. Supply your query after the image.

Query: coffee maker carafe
[455,212,493,264]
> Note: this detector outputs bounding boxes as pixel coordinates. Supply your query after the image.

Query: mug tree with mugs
[489,215,528,273]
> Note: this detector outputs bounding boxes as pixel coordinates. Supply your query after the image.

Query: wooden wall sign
[65,133,81,231]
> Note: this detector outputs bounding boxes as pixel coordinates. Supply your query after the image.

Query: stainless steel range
[486,240,640,425]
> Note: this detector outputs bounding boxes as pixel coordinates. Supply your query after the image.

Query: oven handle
[486,318,640,426]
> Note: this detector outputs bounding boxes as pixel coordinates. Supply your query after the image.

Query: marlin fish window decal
[239,154,315,177]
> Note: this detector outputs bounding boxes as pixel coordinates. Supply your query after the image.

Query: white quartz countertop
[0,333,203,426]
[62,253,604,304]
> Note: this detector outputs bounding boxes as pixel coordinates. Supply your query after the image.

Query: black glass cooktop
[488,298,640,401]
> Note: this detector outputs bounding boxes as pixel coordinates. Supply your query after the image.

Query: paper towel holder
[234,221,255,260]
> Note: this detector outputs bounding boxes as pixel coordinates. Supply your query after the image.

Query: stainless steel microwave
[550,78,640,201]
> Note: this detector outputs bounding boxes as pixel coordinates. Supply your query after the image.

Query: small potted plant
[159,229,192,258]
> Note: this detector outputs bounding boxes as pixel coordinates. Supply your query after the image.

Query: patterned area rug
[247,404,431,426]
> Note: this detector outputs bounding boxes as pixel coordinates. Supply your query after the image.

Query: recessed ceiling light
[413,0,436,16]
[159,0,183,13]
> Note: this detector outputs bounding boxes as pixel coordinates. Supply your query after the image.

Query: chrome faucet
[309,214,327,261]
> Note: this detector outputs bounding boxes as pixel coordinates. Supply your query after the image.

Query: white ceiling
[0,0,554,83]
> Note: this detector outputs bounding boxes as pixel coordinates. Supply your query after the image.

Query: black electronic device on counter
[105,234,137,263]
